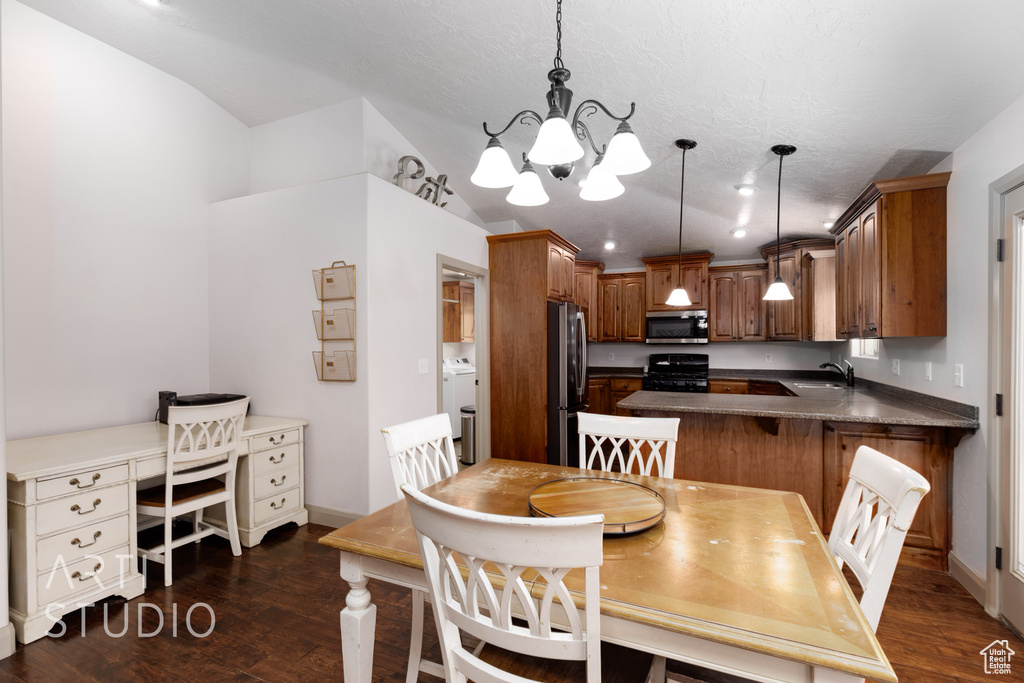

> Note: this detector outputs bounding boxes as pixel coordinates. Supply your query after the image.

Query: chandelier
[470,0,650,206]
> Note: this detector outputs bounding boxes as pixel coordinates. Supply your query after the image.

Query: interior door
[1000,183,1024,630]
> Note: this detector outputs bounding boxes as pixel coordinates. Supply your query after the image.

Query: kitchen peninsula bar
[618,379,978,571]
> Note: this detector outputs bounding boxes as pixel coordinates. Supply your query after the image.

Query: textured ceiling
[19,0,1024,268]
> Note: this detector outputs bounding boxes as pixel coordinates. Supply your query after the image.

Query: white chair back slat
[828,445,930,632]
[403,484,604,683]
[166,399,248,475]
[381,414,459,497]
[578,413,680,477]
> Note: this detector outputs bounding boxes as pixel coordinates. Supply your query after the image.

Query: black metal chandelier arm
[573,120,605,156]
[571,99,636,127]
[482,110,544,139]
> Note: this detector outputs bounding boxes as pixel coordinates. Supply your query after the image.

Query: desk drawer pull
[271,475,287,487]
[71,563,102,582]
[270,498,287,510]
[71,499,101,515]
[69,473,101,489]
[269,434,287,445]
[269,453,286,465]
[71,531,102,549]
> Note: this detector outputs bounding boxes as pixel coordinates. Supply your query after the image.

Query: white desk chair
[578,412,680,477]
[829,444,930,631]
[402,484,613,683]
[137,397,249,587]
[381,414,460,682]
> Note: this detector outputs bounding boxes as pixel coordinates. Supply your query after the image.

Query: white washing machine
[442,357,476,439]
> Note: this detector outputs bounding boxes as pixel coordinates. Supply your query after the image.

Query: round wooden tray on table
[528,477,666,535]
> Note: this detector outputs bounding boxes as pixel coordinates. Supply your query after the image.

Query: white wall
[830,91,1024,579]
[1,0,249,437]
[590,340,833,371]
[365,176,489,512]
[208,176,371,514]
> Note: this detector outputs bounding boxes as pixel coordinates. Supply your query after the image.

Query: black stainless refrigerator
[547,301,588,467]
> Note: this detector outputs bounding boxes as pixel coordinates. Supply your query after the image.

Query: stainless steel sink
[793,381,846,389]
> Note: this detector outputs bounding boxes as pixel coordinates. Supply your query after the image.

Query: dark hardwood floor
[0,522,1020,682]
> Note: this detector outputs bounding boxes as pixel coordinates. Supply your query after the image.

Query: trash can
[460,405,476,465]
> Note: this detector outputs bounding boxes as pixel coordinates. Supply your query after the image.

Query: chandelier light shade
[470,137,520,188]
[506,157,549,206]
[580,154,624,201]
[471,0,646,204]
[763,144,796,302]
[602,121,652,175]
[666,139,696,307]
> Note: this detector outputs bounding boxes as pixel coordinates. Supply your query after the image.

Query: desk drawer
[36,516,131,574]
[37,545,130,607]
[254,487,301,526]
[36,484,130,537]
[36,464,129,502]
[253,442,300,476]
[251,429,300,454]
[254,466,299,500]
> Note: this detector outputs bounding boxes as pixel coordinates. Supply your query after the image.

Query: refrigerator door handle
[576,310,587,403]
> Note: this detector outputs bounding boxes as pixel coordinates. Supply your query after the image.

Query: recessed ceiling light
[735,184,757,196]
[135,0,164,6]
[823,220,836,229]
[730,227,748,238]
[604,240,616,251]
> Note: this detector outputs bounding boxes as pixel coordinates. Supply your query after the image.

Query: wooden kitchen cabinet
[609,378,642,416]
[573,259,604,342]
[642,253,713,312]
[442,280,474,343]
[708,379,749,394]
[587,378,611,414]
[761,239,835,341]
[708,264,768,342]
[801,251,837,341]
[832,172,949,339]
[823,421,951,570]
[487,230,580,463]
[597,273,645,342]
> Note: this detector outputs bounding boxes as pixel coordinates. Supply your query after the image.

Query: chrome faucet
[820,360,855,387]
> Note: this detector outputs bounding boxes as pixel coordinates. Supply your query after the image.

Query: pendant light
[470,0,648,201]
[763,144,796,301]
[666,139,696,307]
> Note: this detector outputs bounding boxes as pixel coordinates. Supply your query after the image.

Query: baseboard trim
[306,504,361,529]
[949,550,986,605]
[0,622,16,659]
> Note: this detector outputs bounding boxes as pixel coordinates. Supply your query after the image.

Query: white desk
[6,415,308,644]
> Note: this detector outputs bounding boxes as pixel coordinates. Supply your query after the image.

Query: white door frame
[437,255,490,463]
[988,165,1024,618]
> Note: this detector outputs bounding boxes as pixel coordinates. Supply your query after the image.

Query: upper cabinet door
[737,268,768,341]
[860,199,882,338]
[767,252,802,341]
[835,230,850,339]
[547,244,566,301]
[597,277,621,342]
[620,276,646,342]
[708,271,736,341]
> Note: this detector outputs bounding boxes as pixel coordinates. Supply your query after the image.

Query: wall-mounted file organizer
[312,261,356,381]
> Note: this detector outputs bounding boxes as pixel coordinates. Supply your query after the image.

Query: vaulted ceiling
[19,0,1024,267]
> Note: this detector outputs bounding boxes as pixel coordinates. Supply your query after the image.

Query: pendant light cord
[775,151,783,278]
[553,0,564,69]
[678,146,687,286]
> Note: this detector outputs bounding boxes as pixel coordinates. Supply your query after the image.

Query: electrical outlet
[925,361,933,381]
[418,359,428,374]
[891,358,900,376]
[764,353,772,363]
[608,352,615,361]
[954,363,964,387]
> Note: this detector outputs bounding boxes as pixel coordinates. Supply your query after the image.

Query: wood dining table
[318,458,896,683]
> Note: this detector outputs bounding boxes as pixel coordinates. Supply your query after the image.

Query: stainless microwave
[645,310,709,344]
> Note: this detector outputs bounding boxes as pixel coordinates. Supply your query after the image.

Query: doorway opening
[437,256,489,465]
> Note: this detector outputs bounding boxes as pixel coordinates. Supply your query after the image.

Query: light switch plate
[418,359,428,374]
[925,361,933,381]
[891,358,900,376]
[764,353,772,363]
[954,363,964,387]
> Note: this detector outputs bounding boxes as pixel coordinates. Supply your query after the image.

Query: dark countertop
[616,376,979,430]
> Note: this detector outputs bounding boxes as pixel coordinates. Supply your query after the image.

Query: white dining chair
[829,444,931,631]
[381,413,461,682]
[137,397,249,587]
[578,412,680,477]
[402,483,615,683]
